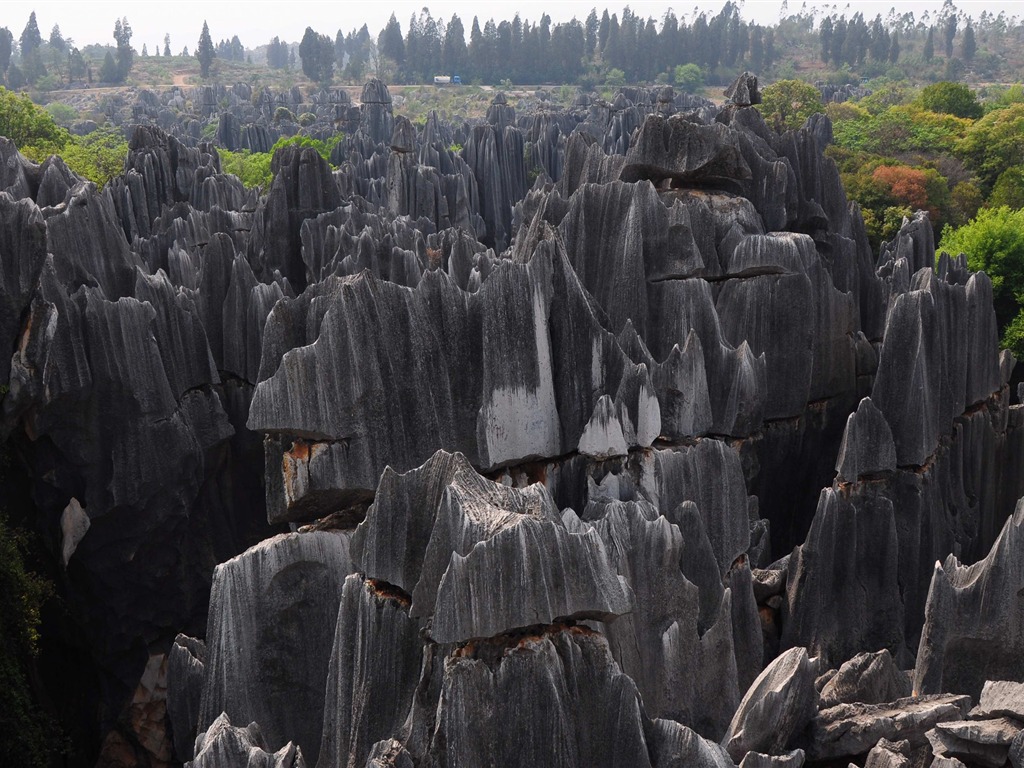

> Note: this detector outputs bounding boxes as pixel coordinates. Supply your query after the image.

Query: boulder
[806,694,971,761]
[721,647,819,761]
[819,650,911,708]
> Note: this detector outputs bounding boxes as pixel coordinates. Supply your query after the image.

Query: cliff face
[1,74,1022,768]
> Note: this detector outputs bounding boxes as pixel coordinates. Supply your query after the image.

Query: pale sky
[0,1,1017,50]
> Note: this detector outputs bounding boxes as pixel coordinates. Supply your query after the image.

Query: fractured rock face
[806,694,971,762]
[914,501,1024,699]
[198,531,356,765]
[426,627,653,768]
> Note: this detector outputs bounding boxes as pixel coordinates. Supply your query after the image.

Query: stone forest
[1,71,1023,768]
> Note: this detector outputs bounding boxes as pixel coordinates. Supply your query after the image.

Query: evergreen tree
[99,50,119,82]
[889,30,901,63]
[598,10,610,53]
[924,27,935,61]
[585,10,598,57]
[7,62,24,89]
[944,13,957,57]
[831,18,847,67]
[820,17,833,63]
[142,43,148,56]
[197,21,215,77]
[20,12,42,57]
[0,28,13,77]
[962,21,976,60]
[334,31,345,70]
[750,25,764,71]
[113,17,133,82]
[442,15,466,77]
[49,25,65,51]
[163,34,171,57]
[869,15,890,61]
[380,13,405,69]
[299,27,333,83]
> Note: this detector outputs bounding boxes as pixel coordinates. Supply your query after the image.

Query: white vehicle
[433,75,451,85]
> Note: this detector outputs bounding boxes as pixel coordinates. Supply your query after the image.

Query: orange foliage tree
[871,165,930,211]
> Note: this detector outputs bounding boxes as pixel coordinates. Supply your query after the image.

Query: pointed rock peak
[835,397,897,483]
[390,115,417,154]
[578,394,629,460]
[724,72,761,106]
[361,78,392,104]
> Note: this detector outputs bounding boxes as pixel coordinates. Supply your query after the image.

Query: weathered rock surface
[4,74,1024,768]
[318,575,422,768]
[425,627,653,768]
[819,650,911,708]
[648,719,736,767]
[722,647,819,761]
[188,713,306,768]
[914,501,1024,699]
[976,680,1024,720]
[738,749,805,768]
[167,634,206,761]
[806,694,971,761]
[198,531,355,765]
[927,717,1024,768]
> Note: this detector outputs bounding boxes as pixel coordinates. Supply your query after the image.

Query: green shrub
[0,514,60,768]
[44,102,78,127]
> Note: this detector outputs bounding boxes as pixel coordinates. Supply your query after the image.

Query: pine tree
[962,22,976,60]
[820,17,833,63]
[924,27,934,61]
[0,28,13,75]
[99,50,119,82]
[380,13,405,70]
[163,34,171,57]
[197,21,215,77]
[889,30,901,64]
[944,14,957,57]
[20,12,41,57]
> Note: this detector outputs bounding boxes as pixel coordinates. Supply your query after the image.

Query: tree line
[284,2,777,87]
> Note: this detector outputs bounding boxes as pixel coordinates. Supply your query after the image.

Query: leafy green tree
[197,21,216,77]
[957,103,1024,191]
[939,206,1024,336]
[59,127,129,188]
[0,88,68,150]
[919,81,982,119]
[673,63,703,93]
[758,79,824,131]
[988,166,1024,210]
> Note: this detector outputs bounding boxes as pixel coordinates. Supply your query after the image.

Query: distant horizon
[0,0,1016,52]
